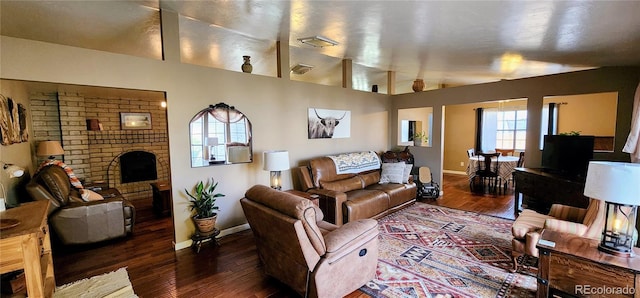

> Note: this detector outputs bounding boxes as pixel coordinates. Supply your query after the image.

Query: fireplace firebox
[120,151,158,183]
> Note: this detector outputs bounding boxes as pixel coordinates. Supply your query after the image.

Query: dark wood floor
[52,173,516,298]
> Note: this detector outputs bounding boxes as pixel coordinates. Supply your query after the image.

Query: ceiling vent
[291,64,314,75]
[297,35,339,47]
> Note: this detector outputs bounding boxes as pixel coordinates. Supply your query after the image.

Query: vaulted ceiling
[2,1,640,94]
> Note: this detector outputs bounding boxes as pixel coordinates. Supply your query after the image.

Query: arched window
[189,103,252,167]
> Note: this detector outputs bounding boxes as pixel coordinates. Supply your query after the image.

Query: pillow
[80,189,105,201]
[403,164,413,183]
[379,162,406,184]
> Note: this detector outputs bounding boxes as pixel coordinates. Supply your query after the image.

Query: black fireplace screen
[120,151,157,183]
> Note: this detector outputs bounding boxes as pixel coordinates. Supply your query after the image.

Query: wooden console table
[0,200,55,297]
[537,230,640,298]
[513,168,589,216]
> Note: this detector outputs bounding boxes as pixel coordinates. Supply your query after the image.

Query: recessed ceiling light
[297,35,339,47]
[291,64,314,75]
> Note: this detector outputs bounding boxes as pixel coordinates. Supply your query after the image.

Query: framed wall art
[120,112,152,130]
[308,108,351,139]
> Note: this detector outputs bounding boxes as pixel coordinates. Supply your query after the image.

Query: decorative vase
[241,56,253,73]
[412,79,425,92]
[193,215,217,236]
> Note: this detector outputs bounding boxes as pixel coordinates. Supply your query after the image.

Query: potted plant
[413,131,428,146]
[185,178,225,236]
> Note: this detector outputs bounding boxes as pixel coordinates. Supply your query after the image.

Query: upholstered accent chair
[241,185,379,298]
[26,165,135,245]
[511,198,605,271]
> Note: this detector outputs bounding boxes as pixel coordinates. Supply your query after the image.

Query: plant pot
[414,139,422,146]
[193,215,217,236]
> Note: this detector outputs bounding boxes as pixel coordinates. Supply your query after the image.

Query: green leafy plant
[414,131,429,142]
[559,131,581,136]
[185,178,224,219]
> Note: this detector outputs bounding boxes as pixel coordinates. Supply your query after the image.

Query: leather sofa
[293,152,417,225]
[26,165,135,245]
[241,185,379,297]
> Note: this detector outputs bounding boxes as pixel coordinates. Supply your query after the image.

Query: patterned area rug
[54,267,138,298]
[360,203,537,298]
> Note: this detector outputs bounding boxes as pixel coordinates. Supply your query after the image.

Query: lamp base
[598,244,634,257]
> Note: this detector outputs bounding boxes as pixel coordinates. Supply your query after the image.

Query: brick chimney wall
[30,92,169,202]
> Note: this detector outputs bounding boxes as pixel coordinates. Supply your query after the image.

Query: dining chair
[495,148,515,156]
[471,152,501,194]
[466,148,475,157]
[516,151,525,167]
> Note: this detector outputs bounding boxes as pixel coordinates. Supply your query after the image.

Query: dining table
[466,155,520,186]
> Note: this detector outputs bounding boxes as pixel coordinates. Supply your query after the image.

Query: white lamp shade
[206,137,219,146]
[5,165,24,178]
[584,161,640,205]
[36,141,64,157]
[263,150,290,171]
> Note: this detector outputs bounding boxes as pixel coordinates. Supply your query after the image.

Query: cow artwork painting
[308,108,351,139]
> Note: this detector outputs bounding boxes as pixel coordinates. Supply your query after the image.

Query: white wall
[0,35,390,248]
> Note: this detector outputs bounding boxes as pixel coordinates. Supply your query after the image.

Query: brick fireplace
[30,90,170,202]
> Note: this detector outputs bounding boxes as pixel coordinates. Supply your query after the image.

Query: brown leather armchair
[26,165,135,245]
[241,185,379,298]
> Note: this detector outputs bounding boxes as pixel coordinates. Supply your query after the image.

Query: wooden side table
[150,181,172,217]
[537,229,640,298]
[0,200,55,297]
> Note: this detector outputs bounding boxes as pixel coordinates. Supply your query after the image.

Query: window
[189,103,253,167]
[481,107,527,151]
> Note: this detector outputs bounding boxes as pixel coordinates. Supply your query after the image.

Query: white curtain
[481,108,497,152]
[623,81,640,163]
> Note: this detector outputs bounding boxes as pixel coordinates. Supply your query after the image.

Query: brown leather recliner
[241,185,379,298]
[26,165,135,245]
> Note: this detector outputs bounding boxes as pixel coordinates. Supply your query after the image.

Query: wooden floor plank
[52,173,514,297]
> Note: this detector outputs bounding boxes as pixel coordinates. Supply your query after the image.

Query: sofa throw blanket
[328,151,381,175]
[37,160,84,189]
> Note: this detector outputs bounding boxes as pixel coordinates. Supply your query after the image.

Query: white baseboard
[174,223,251,251]
[443,170,467,176]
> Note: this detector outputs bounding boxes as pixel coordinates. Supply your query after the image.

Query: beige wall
[0,35,390,248]
[545,92,617,136]
[442,99,527,172]
[392,67,640,186]
[0,80,33,207]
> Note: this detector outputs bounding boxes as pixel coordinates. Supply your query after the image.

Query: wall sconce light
[36,140,65,160]
[1,163,25,178]
[263,150,290,190]
[584,161,640,257]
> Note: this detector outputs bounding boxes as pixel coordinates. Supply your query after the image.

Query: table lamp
[584,161,640,257]
[206,137,219,161]
[263,150,290,190]
[36,140,65,160]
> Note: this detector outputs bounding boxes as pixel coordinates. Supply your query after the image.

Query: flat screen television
[541,135,594,179]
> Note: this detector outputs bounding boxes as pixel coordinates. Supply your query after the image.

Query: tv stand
[513,168,589,217]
